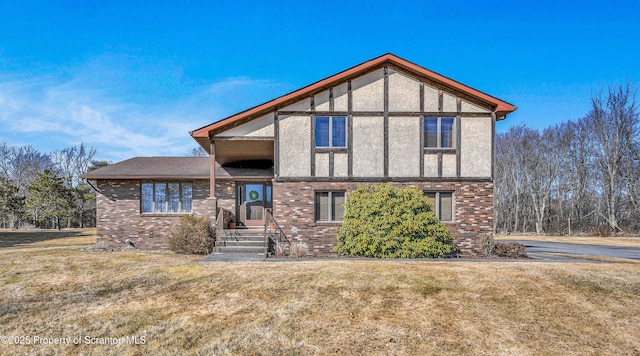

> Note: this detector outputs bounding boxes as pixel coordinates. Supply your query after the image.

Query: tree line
[495,82,639,235]
[0,142,107,229]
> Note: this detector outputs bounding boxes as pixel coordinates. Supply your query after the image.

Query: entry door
[237,183,272,227]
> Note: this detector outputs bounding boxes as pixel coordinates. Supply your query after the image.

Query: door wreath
[248,190,259,201]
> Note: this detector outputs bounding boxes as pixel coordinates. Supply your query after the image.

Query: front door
[237,183,272,227]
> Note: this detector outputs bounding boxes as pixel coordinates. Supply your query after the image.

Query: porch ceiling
[215,139,274,166]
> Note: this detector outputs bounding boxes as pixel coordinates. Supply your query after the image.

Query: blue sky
[1,1,639,162]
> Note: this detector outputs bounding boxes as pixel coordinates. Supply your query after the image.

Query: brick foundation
[272,181,493,256]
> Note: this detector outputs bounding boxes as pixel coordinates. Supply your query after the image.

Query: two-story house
[83,53,516,255]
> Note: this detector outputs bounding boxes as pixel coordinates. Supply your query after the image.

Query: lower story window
[425,191,453,222]
[142,182,193,213]
[315,191,345,222]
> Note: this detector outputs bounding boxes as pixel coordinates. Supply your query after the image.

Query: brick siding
[272,181,493,256]
[95,179,215,250]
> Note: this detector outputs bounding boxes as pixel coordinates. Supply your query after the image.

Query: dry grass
[496,233,640,248]
[0,230,639,355]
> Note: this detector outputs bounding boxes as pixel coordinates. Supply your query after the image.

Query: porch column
[209,140,216,199]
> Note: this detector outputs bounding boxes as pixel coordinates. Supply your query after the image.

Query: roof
[190,53,517,145]
[81,157,273,180]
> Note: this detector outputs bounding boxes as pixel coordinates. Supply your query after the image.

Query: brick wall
[272,181,493,256]
[95,179,216,250]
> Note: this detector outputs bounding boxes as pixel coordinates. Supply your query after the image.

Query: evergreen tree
[25,170,73,230]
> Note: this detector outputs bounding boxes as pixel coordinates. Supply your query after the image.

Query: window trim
[141,181,193,214]
[424,191,454,222]
[314,190,346,222]
[315,116,347,148]
[423,117,455,149]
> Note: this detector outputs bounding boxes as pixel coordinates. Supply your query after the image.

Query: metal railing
[264,209,290,256]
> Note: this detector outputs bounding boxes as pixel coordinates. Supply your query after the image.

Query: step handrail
[264,209,290,256]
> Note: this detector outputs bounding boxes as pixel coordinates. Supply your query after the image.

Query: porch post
[209,140,216,199]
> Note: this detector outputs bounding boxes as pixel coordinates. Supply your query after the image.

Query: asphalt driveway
[508,240,640,261]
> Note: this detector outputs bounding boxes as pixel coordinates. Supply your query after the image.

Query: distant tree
[185,147,208,157]
[50,143,97,188]
[586,82,638,231]
[0,144,53,195]
[0,177,24,229]
[88,160,110,171]
[25,170,74,230]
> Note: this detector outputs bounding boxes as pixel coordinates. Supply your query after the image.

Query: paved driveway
[509,240,640,261]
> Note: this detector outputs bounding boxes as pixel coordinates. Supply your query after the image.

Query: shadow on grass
[0,229,91,248]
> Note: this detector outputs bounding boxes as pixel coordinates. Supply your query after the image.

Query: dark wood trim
[491,112,496,181]
[315,147,348,154]
[384,66,389,178]
[456,115,462,177]
[419,116,424,178]
[420,83,425,112]
[274,112,280,178]
[274,176,493,183]
[456,98,462,178]
[438,89,443,112]
[209,141,216,198]
[277,110,491,117]
[329,87,334,112]
[329,151,335,177]
[424,148,457,154]
[310,98,316,177]
[437,152,443,178]
[212,136,275,141]
[347,80,353,177]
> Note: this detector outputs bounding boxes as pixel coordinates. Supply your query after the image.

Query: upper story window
[315,191,346,222]
[141,182,193,214]
[424,117,455,148]
[316,116,347,148]
[424,191,453,222]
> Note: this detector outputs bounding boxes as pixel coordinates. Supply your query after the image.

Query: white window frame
[424,117,455,149]
[141,182,193,214]
[315,116,347,148]
[424,191,454,222]
[314,191,346,222]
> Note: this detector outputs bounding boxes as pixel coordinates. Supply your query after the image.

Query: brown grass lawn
[496,233,640,248]
[0,230,639,355]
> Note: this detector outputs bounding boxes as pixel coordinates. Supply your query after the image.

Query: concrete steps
[216,228,265,254]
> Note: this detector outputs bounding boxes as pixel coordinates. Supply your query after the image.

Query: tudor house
[83,53,516,255]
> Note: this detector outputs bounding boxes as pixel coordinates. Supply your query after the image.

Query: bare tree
[185,146,208,157]
[586,82,638,231]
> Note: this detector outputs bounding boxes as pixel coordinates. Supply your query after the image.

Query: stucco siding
[442,154,457,177]
[460,117,492,177]
[388,116,420,177]
[215,112,274,137]
[315,153,329,177]
[352,116,384,177]
[281,98,310,112]
[333,82,349,111]
[424,153,438,177]
[443,92,457,112]
[461,100,490,113]
[279,115,311,177]
[334,153,348,177]
[424,84,439,112]
[388,70,420,112]
[314,90,330,111]
[352,69,384,112]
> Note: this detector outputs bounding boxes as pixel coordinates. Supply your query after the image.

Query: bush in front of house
[335,184,456,258]
[493,242,527,258]
[169,215,215,254]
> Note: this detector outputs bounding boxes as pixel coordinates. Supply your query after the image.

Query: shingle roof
[81,157,273,180]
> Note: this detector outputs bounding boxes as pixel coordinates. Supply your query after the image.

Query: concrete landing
[200,252,267,262]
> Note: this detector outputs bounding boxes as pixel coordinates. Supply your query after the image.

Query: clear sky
[1,0,639,162]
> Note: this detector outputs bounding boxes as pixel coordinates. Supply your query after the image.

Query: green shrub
[335,184,456,258]
[493,242,527,258]
[169,215,214,254]
[478,234,496,257]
